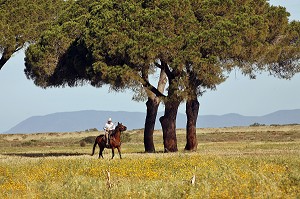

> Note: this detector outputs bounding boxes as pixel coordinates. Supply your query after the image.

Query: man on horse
[103,118,115,147]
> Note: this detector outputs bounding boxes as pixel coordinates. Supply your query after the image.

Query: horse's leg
[91,139,98,156]
[117,147,122,159]
[111,148,115,159]
[99,146,104,159]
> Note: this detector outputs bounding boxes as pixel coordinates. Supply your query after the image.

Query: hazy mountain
[4,109,300,134]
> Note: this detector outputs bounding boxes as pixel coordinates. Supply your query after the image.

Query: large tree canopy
[25,0,300,152]
[182,0,300,151]
[0,0,66,70]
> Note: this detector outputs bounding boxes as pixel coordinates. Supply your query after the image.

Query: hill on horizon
[4,109,300,134]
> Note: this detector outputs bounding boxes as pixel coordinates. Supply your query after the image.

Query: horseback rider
[103,118,115,147]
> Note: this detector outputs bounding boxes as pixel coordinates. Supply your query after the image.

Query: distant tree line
[250,123,300,127]
[250,123,266,127]
[85,128,98,132]
[1,0,300,152]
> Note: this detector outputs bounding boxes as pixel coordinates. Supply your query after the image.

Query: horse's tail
[91,136,99,156]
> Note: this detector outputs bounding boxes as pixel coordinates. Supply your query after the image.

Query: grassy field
[0,125,299,198]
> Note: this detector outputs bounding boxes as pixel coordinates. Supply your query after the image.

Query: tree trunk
[159,100,180,152]
[143,69,167,153]
[185,98,199,151]
[0,56,9,70]
[0,51,10,70]
[144,97,159,153]
[0,48,14,70]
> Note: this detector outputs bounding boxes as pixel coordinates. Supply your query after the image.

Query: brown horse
[91,122,127,159]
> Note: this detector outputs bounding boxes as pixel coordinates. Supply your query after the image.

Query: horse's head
[116,122,127,132]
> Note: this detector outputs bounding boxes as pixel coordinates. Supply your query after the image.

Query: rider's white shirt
[104,122,115,131]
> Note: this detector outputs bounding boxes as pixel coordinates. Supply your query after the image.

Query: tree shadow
[3,152,88,158]
[135,150,165,154]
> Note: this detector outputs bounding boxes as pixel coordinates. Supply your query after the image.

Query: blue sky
[0,0,300,133]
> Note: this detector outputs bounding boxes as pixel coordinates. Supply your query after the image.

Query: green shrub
[81,136,97,144]
[121,132,131,143]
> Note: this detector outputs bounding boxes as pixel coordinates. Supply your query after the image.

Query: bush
[81,136,97,144]
[121,132,131,143]
[80,141,86,147]
[21,140,38,147]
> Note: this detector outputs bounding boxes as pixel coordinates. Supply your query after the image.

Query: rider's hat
[108,118,112,122]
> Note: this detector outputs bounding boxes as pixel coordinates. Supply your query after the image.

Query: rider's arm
[104,123,109,131]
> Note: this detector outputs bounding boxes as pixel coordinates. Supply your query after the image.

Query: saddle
[105,134,115,147]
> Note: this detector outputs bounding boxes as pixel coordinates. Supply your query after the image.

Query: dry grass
[0,125,299,198]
